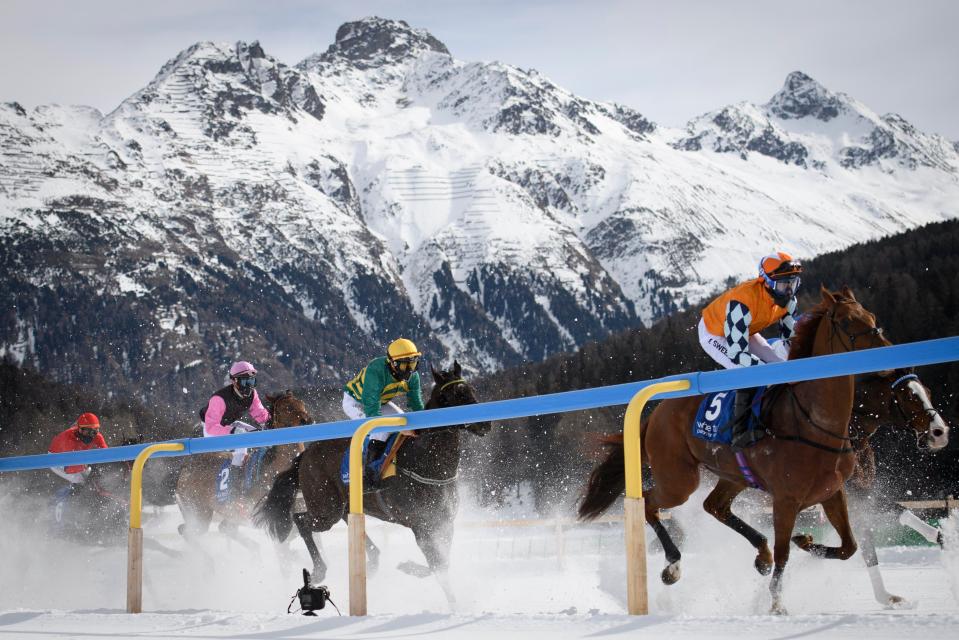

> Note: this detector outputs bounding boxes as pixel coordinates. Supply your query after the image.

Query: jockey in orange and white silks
[699,252,803,370]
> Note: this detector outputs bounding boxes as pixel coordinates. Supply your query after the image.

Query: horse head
[427,361,490,436]
[880,369,950,451]
[266,390,313,429]
[814,286,891,355]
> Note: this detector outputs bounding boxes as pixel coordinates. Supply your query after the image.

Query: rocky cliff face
[1,18,957,410]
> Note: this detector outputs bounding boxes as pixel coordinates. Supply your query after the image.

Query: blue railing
[1,336,957,474]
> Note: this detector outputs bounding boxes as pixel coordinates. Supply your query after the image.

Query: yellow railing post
[622,379,690,615]
[347,416,407,616]
[127,442,184,614]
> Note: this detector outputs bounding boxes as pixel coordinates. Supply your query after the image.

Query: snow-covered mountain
[2,17,957,407]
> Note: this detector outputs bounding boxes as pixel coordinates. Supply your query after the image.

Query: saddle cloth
[339,432,408,485]
[692,387,767,444]
[214,448,268,503]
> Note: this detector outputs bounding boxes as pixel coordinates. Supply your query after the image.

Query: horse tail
[252,453,302,542]
[578,434,626,521]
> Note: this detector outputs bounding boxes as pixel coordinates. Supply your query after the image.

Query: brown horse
[175,391,311,541]
[253,363,489,603]
[846,369,949,607]
[580,286,892,614]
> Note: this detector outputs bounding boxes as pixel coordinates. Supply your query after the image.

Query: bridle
[398,377,473,485]
[828,303,885,352]
[889,373,943,448]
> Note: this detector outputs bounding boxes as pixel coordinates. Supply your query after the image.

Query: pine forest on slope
[2,220,956,509]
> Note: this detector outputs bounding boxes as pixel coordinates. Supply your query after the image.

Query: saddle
[339,433,410,486]
[692,387,769,444]
[214,448,268,503]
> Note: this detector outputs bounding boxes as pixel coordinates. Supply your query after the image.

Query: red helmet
[75,413,100,430]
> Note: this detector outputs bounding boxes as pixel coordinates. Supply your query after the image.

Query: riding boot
[364,440,387,490]
[730,388,764,451]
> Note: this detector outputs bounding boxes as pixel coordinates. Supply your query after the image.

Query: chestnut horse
[254,363,489,603]
[699,367,949,608]
[580,286,891,614]
[175,391,311,540]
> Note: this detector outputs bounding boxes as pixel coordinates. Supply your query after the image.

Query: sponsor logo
[708,338,729,355]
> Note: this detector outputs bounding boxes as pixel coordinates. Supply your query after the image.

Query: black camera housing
[297,569,330,616]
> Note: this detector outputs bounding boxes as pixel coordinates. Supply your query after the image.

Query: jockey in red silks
[199,361,271,494]
[48,412,109,484]
[699,251,803,450]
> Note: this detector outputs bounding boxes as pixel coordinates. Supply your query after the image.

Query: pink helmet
[229,361,256,378]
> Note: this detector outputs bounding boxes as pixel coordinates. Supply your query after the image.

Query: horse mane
[788,291,854,359]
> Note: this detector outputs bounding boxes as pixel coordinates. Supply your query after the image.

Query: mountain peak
[321,16,450,69]
[767,70,845,121]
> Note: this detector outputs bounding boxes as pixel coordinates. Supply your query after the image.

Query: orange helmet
[759,251,803,280]
[759,251,803,304]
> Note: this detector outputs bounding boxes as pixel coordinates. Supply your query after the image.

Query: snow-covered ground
[1,489,958,639]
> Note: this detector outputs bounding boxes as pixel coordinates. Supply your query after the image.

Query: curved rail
[0,336,955,615]
[126,442,184,613]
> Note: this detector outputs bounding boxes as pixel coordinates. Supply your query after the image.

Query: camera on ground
[296,568,331,616]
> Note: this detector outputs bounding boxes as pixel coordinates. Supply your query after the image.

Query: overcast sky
[1,0,956,138]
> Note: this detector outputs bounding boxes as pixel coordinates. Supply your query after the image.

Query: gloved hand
[230,421,259,434]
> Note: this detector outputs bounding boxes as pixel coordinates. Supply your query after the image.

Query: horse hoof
[884,595,916,610]
[770,602,788,616]
[397,561,432,578]
[791,534,813,550]
[754,556,772,576]
[661,563,681,585]
[313,566,327,582]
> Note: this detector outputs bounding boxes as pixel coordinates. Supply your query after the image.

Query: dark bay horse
[175,391,311,540]
[845,369,949,607]
[254,362,489,602]
[580,286,892,614]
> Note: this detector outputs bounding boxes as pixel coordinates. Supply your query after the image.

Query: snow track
[2,496,957,638]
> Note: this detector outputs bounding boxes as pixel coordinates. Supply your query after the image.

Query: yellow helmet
[387,338,421,360]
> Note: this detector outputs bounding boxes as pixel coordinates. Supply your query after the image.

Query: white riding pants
[202,420,254,466]
[698,318,787,370]
[342,392,403,442]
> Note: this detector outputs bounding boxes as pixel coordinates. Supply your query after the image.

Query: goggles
[392,357,419,373]
[77,427,98,438]
[770,275,800,295]
[234,375,257,389]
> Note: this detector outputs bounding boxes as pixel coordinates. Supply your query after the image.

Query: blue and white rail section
[1,336,957,474]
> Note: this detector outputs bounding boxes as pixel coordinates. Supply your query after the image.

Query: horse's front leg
[859,524,910,608]
[410,520,456,607]
[792,487,858,560]
[703,479,772,575]
[770,497,801,615]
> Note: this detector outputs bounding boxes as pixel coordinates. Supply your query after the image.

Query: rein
[392,376,470,486]
[768,385,856,454]
[399,467,459,486]
[828,305,884,353]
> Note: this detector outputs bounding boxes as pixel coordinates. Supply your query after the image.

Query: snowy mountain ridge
[1,17,957,405]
